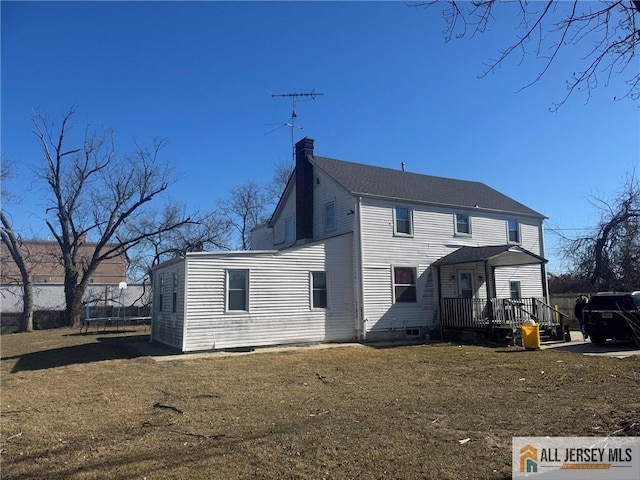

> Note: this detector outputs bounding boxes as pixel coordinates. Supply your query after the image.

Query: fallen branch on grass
[153,402,184,415]
[168,430,225,440]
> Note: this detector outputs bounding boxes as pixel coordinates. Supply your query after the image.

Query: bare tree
[126,206,231,284]
[413,1,640,109]
[33,106,194,327]
[0,159,34,332]
[219,182,268,250]
[560,171,640,291]
[265,159,294,205]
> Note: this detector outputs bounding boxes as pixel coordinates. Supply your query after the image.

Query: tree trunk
[64,266,94,328]
[1,211,34,333]
[69,291,85,328]
[64,268,81,327]
[22,276,34,332]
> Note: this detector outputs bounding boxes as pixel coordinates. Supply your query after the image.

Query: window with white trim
[393,267,417,303]
[508,219,520,243]
[510,281,521,300]
[227,269,248,311]
[324,201,336,233]
[455,213,471,236]
[394,206,413,236]
[284,217,294,244]
[311,271,328,309]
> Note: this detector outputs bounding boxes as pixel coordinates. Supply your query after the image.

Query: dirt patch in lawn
[1,328,639,479]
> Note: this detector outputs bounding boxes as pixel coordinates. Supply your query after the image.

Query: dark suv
[583,292,640,347]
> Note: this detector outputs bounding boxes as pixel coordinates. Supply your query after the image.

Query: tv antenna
[267,90,324,163]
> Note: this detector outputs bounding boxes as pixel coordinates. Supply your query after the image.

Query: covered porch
[432,245,569,343]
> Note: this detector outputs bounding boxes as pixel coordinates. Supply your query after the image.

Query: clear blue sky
[2,1,639,274]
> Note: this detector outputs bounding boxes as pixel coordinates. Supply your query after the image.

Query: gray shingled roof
[432,245,546,266]
[311,155,544,218]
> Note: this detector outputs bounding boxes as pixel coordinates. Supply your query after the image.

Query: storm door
[457,271,474,298]
[457,270,475,325]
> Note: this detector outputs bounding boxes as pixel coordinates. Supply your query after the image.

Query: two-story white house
[152,138,555,352]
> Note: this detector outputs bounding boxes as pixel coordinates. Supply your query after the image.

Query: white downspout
[149,271,155,344]
[355,196,366,341]
[181,256,189,353]
[539,220,550,303]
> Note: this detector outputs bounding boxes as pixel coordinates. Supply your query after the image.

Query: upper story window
[284,217,294,244]
[325,201,336,233]
[455,213,471,236]
[508,219,520,243]
[393,266,417,303]
[311,271,328,309]
[227,269,249,311]
[394,206,413,236]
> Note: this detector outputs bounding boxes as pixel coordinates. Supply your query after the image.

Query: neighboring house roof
[432,244,547,267]
[311,155,545,218]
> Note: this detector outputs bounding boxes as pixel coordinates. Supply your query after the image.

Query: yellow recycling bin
[521,324,541,350]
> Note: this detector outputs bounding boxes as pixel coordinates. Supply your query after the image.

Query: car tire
[590,335,607,346]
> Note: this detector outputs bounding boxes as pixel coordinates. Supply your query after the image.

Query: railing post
[488,300,494,342]
[487,298,493,321]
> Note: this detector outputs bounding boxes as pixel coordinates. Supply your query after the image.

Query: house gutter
[350,192,546,221]
[355,196,366,341]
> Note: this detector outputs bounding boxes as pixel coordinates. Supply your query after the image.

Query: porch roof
[432,245,547,267]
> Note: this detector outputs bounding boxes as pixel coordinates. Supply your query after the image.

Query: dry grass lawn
[1,328,639,479]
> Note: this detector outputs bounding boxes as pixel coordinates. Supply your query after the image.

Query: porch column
[483,260,493,320]
[540,262,549,301]
[436,265,443,339]
[483,260,492,299]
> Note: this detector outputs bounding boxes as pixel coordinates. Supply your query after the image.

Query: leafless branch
[411,0,640,109]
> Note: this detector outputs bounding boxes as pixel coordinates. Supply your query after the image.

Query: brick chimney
[295,137,314,242]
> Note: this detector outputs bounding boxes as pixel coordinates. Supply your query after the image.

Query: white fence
[0,283,151,313]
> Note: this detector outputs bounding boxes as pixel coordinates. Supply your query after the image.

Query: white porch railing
[439,297,565,330]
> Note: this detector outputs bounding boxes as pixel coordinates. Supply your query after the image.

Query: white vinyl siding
[271,185,297,247]
[178,234,355,352]
[152,261,185,350]
[438,264,486,299]
[358,197,545,335]
[495,265,543,298]
[359,200,436,334]
[312,168,355,241]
